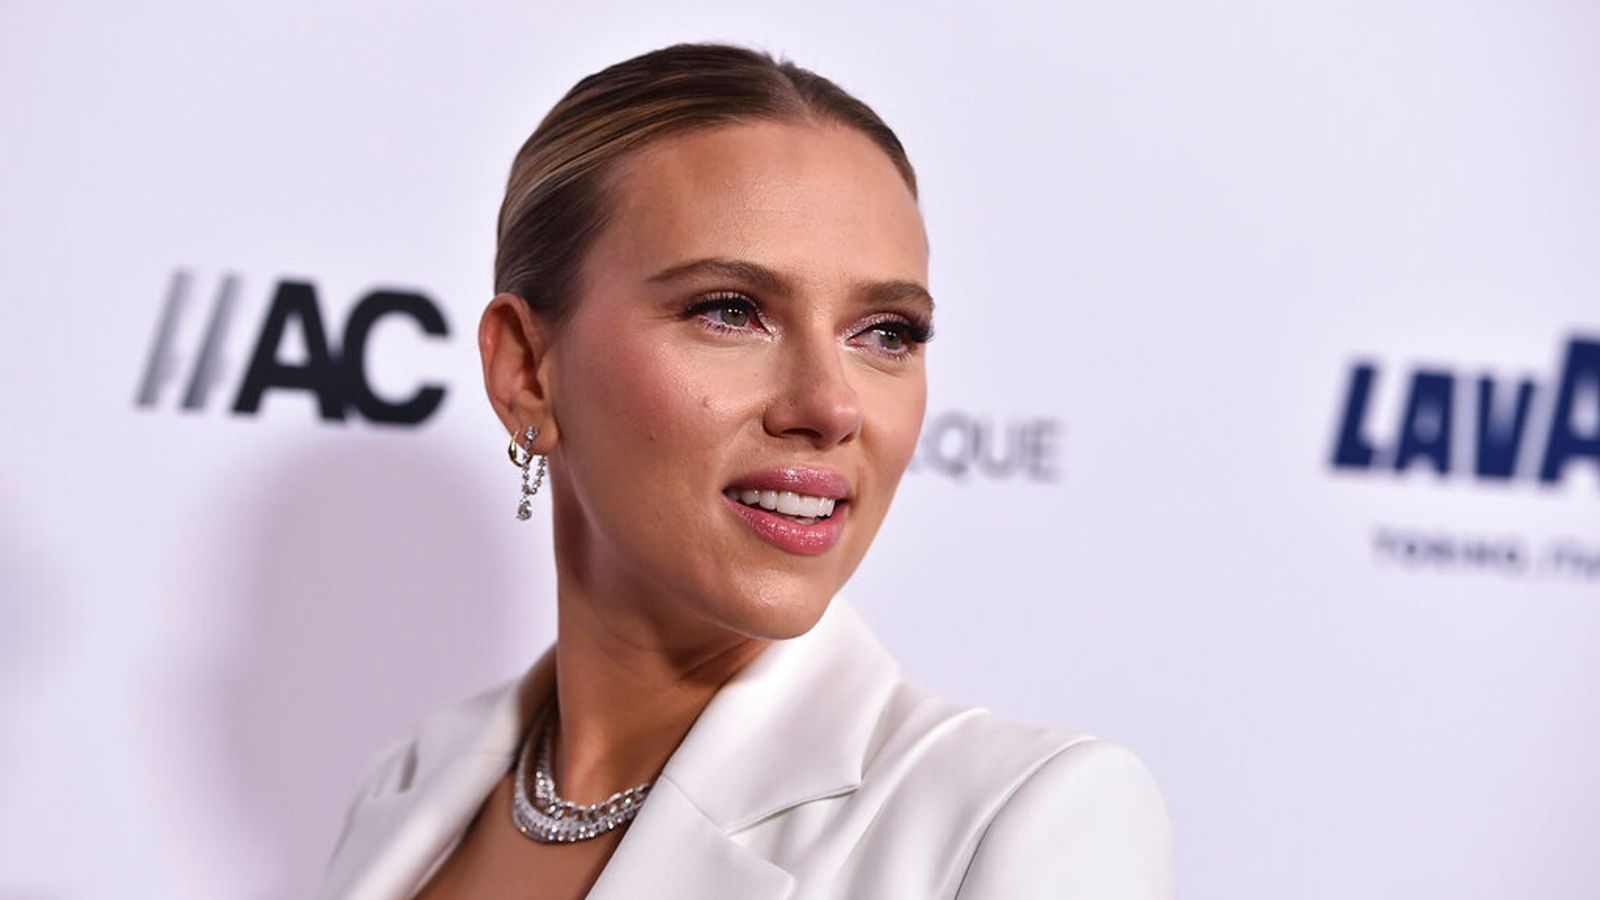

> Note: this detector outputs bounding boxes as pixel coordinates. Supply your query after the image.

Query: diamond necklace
[510,706,653,843]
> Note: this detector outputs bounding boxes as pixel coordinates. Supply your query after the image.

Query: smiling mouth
[721,488,840,525]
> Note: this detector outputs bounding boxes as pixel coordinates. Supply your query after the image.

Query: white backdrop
[3,2,1596,898]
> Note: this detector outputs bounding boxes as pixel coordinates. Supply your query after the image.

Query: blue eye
[688,293,762,332]
[708,302,752,329]
[865,324,907,352]
[851,317,933,358]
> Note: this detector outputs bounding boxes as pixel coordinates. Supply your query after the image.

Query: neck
[548,582,768,805]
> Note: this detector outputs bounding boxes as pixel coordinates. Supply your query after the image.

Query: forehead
[584,120,928,289]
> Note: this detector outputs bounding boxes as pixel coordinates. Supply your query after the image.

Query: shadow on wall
[199,437,535,900]
[0,503,69,861]
[0,506,61,756]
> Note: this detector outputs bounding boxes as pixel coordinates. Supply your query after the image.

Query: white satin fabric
[318,598,1175,899]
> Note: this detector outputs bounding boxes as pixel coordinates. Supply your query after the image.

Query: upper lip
[725,466,852,501]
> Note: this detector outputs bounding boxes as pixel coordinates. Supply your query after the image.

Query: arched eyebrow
[645,257,935,316]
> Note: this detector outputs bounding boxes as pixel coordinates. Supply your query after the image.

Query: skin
[416,118,932,899]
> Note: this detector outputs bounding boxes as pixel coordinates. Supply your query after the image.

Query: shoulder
[324,677,524,865]
[951,733,1174,899]
[350,677,522,798]
[853,681,1173,899]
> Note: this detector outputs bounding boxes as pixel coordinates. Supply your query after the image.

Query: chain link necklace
[510,707,653,843]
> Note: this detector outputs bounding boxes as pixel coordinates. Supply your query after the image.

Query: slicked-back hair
[494,42,919,329]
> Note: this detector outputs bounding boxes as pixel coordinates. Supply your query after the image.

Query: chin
[717,580,839,642]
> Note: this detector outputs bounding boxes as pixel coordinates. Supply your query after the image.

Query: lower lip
[722,494,848,556]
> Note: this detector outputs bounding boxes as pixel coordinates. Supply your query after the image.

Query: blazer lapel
[584,595,899,897]
[322,751,518,900]
[320,648,555,900]
[321,595,898,900]
[584,777,794,900]
[660,594,901,831]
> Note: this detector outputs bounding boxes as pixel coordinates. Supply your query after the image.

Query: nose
[762,326,863,448]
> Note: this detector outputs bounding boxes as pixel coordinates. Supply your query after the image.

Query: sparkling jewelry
[507,425,547,521]
[510,708,652,843]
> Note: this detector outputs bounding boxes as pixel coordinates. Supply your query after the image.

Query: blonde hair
[494,42,919,328]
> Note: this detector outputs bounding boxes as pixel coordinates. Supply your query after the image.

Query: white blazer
[319,599,1174,899]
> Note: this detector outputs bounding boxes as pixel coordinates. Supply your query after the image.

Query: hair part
[494,42,919,330]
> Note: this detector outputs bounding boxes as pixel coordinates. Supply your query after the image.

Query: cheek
[869,372,928,474]
[557,324,750,505]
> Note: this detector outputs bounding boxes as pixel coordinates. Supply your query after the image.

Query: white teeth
[723,487,840,519]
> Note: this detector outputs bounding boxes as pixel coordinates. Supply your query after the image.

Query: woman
[319,42,1173,900]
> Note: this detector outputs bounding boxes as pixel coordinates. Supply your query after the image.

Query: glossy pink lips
[724,467,851,501]
[722,493,848,556]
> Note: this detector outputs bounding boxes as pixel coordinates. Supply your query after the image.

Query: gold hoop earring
[509,425,547,521]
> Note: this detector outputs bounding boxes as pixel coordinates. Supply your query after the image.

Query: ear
[479,292,560,453]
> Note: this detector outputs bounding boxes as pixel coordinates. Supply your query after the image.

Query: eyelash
[684,291,934,358]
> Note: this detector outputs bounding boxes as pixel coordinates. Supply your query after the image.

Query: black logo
[135,270,450,425]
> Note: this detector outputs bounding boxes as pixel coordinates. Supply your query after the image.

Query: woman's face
[497,119,931,644]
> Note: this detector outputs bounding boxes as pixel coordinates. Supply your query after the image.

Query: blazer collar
[590,595,902,900]
[654,594,901,831]
[326,594,899,900]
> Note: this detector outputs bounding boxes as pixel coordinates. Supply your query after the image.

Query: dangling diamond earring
[507,425,547,520]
